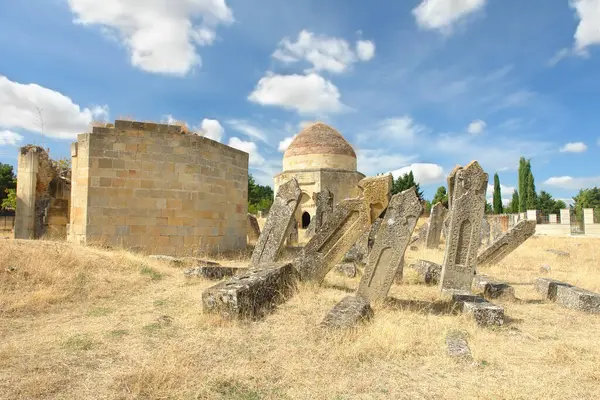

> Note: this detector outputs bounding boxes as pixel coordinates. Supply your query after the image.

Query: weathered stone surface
[358,187,422,302]
[409,260,442,285]
[477,220,536,267]
[367,217,383,253]
[202,263,299,319]
[184,265,248,280]
[249,179,302,268]
[472,275,515,299]
[446,329,472,360]
[554,285,600,314]
[534,277,573,301]
[305,189,334,238]
[490,218,502,241]
[335,262,357,278]
[149,255,219,268]
[441,216,449,241]
[410,222,429,246]
[439,161,489,291]
[297,175,392,282]
[462,300,505,326]
[320,295,373,329]
[286,217,299,246]
[480,218,490,248]
[425,202,448,249]
[247,213,261,242]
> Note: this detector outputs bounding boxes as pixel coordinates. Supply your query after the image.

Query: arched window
[301,212,311,229]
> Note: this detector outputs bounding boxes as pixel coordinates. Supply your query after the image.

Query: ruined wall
[68,120,248,255]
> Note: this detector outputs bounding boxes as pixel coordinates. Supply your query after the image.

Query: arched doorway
[302,212,311,229]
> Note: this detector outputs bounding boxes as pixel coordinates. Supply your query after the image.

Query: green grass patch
[63,334,95,351]
[213,380,262,400]
[107,329,128,338]
[87,307,114,317]
[140,265,164,281]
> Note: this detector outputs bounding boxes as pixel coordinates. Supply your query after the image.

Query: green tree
[432,186,448,207]
[506,189,519,213]
[0,163,16,205]
[248,174,274,214]
[537,190,564,216]
[518,157,529,212]
[423,200,432,215]
[484,199,493,215]
[1,188,16,210]
[492,173,503,214]
[392,171,424,200]
[572,187,600,222]
[525,169,538,210]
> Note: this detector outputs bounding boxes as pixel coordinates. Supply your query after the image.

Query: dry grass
[1,236,599,399]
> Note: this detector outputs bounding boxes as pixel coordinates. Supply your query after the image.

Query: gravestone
[184,264,248,280]
[476,220,536,267]
[446,329,472,360]
[490,217,502,241]
[305,189,334,238]
[535,277,573,301]
[357,187,422,303]
[472,275,515,300]
[286,217,299,246]
[439,161,489,291]
[321,295,373,329]
[408,259,442,285]
[441,216,450,241]
[480,218,490,248]
[410,221,429,246]
[201,262,298,319]
[249,178,301,268]
[247,213,261,242]
[296,175,392,282]
[555,285,600,314]
[425,202,448,249]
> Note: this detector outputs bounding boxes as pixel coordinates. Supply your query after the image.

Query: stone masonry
[439,161,489,291]
[68,120,248,255]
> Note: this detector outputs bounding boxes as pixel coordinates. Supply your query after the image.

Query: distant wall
[68,120,248,255]
[504,208,600,238]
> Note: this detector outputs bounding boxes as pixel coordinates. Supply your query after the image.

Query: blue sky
[1,0,599,204]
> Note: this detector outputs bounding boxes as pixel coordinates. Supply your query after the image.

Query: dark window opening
[301,212,311,229]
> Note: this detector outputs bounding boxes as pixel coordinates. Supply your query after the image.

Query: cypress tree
[493,173,503,214]
[510,190,519,213]
[518,157,528,212]
[526,169,538,210]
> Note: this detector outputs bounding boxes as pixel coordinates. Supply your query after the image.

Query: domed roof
[284,122,356,159]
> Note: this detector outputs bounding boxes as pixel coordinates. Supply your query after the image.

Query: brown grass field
[1,233,599,399]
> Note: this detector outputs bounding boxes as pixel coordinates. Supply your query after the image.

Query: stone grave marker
[247,213,261,242]
[425,202,448,249]
[305,188,334,238]
[321,295,373,329]
[476,220,536,267]
[249,178,301,268]
[357,187,422,303]
[480,218,490,248]
[296,175,392,282]
[439,161,489,291]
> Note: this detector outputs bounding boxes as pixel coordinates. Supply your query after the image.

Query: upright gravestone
[480,218,490,248]
[477,220,536,267]
[425,202,448,249]
[296,175,392,282]
[306,188,334,238]
[247,213,261,243]
[357,187,422,303]
[490,217,502,241]
[439,161,489,292]
[249,178,301,268]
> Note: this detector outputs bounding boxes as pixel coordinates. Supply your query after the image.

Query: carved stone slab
[480,218,490,248]
[555,285,600,314]
[408,260,442,285]
[476,220,536,267]
[535,278,573,301]
[425,202,448,249]
[306,188,334,238]
[296,175,392,282]
[439,161,489,291]
[357,187,422,303]
[247,214,261,242]
[201,263,299,319]
[320,295,373,329]
[249,179,301,268]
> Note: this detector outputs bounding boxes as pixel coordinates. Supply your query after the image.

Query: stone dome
[284,122,356,159]
[282,122,357,172]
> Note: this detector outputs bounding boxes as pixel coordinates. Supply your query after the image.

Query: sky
[1,0,600,205]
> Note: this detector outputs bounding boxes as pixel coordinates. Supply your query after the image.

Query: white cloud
[356,40,376,61]
[544,175,600,189]
[390,163,445,185]
[357,149,418,177]
[278,135,296,152]
[487,183,516,195]
[560,142,588,153]
[413,0,486,32]
[226,119,268,143]
[467,119,486,135]
[570,0,600,55]
[227,137,265,166]
[198,118,224,142]
[0,130,23,146]
[67,0,234,76]
[380,116,427,140]
[0,75,108,139]
[248,72,344,114]
[272,30,375,74]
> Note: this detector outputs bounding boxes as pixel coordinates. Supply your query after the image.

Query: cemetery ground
[1,234,599,400]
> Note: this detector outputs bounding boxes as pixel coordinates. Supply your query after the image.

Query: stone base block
[202,263,299,319]
[409,260,441,285]
[441,289,482,304]
[534,278,573,301]
[334,262,357,278]
[185,265,247,280]
[462,300,505,326]
[555,285,600,314]
[472,275,515,299]
[321,295,373,329]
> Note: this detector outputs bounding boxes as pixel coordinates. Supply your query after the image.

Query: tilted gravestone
[249,178,301,268]
[425,202,448,249]
[305,188,334,238]
[476,220,536,267]
[247,213,261,243]
[357,187,422,303]
[296,175,392,283]
[321,295,373,329]
[439,161,489,292]
[286,217,299,246]
[479,218,491,248]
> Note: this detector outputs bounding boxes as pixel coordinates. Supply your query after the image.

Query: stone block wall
[68,120,248,255]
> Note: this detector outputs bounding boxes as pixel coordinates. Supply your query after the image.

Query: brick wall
[68,120,248,255]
